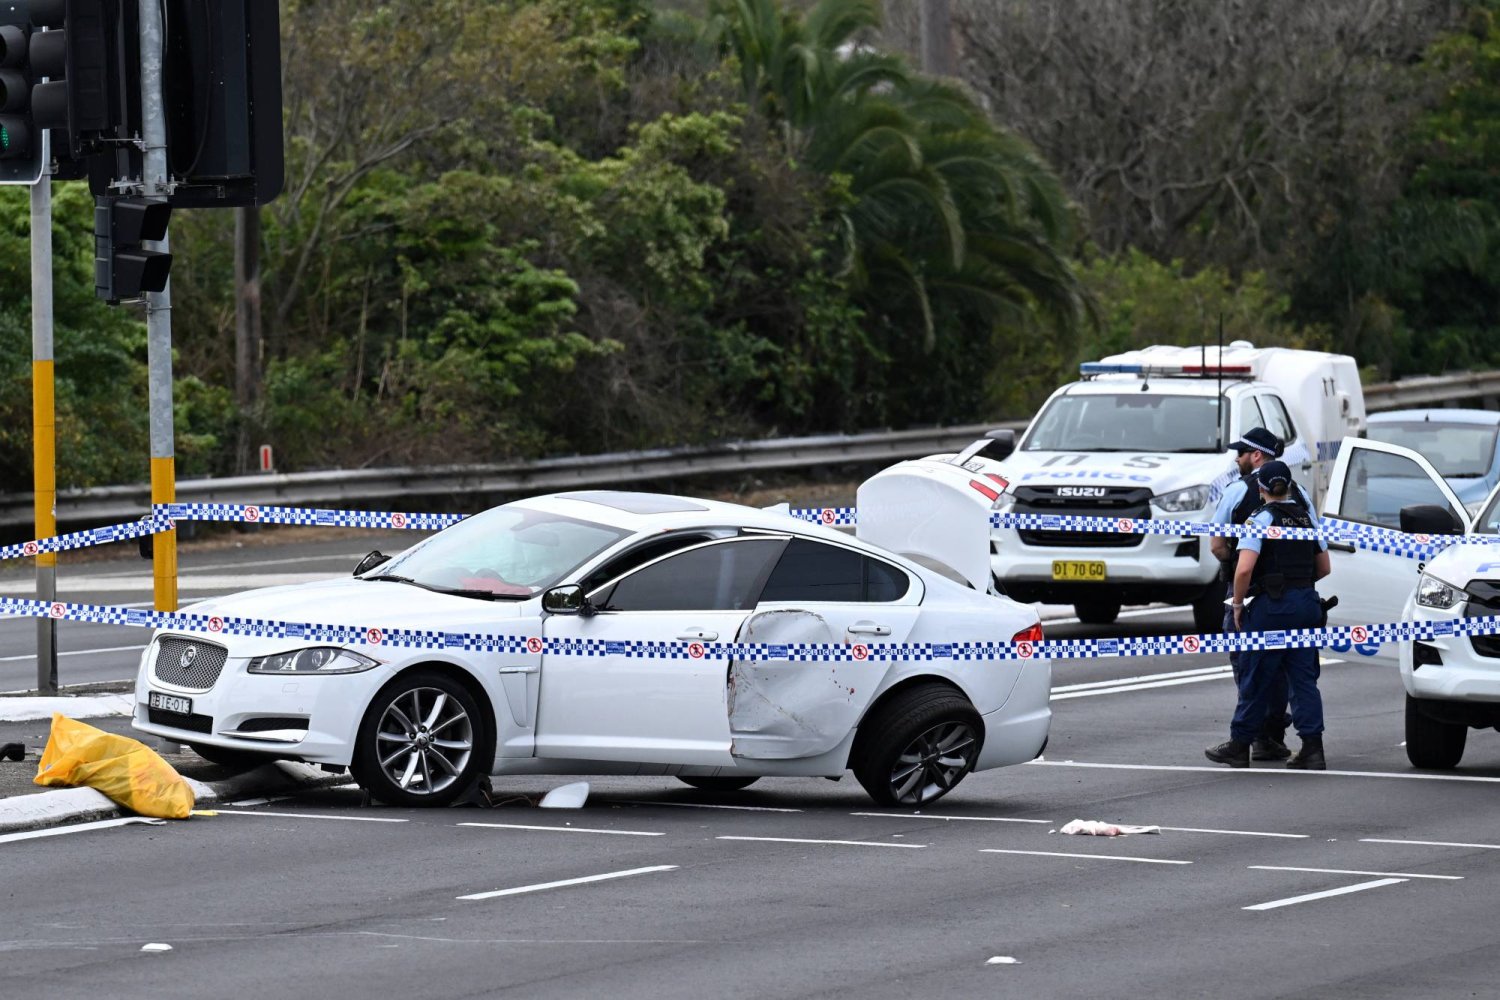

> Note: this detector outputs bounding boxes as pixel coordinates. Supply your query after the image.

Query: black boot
[1251,732,1291,761]
[1205,739,1250,768]
[1286,737,1326,770]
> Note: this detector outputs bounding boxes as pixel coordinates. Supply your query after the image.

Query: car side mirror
[1399,504,1465,536]
[986,428,1016,460]
[353,551,391,576]
[543,584,589,616]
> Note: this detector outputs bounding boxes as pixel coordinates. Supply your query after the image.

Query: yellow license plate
[1052,560,1106,581]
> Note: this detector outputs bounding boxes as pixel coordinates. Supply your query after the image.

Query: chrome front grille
[151,636,229,691]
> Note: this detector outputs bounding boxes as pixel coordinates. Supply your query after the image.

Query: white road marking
[0,643,146,663]
[1361,838,1500,850]
[850,812,1052,824]
[1244,878,1406,911]
[619,799,802,813]
[1054,664,1231,693]
[0,817,163,844]
[457,865,678,901]
[1154,825,1307,839]
[1028,759,1500,784]
[1249,865,1462,881]
[458,822,664,837]
[1050,656,1349,701]
[717,835,925,849]
[1053,670,1233,700]
[213,809,407,823]
[981,848,1191,865]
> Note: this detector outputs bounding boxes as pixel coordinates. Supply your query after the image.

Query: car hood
[994,450,1237,500]
[1424,537,1500,588]
[175,577,533,651]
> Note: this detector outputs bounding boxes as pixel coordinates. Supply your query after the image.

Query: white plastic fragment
[986,956,1020,965]
[1056,818,1161,837]
[539,782,590,809]
[141,943,173,953]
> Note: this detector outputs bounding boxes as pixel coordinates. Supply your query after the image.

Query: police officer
[1205,460,1331,770]
[1208,427,1312,759]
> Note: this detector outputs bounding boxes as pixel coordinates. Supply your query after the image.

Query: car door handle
[1328,542,1356,553]
[677,629,718,641]
[848,623,892,636]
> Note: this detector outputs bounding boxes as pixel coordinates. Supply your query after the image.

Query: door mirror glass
[542,584,586,615]
[353,551,390,576]
[1399,504,1465,537]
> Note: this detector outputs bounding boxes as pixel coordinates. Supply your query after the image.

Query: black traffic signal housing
[28,0,115,160]
[0,3,42,184]
[96,196,171,302]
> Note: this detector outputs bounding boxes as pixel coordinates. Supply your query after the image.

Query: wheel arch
[847,674,975,768]
[357,660,499,764]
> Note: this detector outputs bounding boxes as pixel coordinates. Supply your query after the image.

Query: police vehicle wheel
[1074,599,1120,625]
[853,686,983,806]
[678,776,759,792]
[1191,593,1223,633]
[1405,694,1466,769]
[351,670,488,807]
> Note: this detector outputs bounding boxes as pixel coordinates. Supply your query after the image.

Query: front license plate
[149,691,192,716]
[1052,560,1107,582]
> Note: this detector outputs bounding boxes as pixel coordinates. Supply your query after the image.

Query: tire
[1405,694,1467,769]
[1191,592,1224,633]
[187,743,275,769]
[1074,599,1121,625]
[351,670,487,807]
[853,686,983,807]
[678,776,760,792]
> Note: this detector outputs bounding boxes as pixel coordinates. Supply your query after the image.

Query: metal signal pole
[32,130,57,694]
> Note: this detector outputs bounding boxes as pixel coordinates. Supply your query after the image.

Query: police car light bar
[1080,362,1255,377]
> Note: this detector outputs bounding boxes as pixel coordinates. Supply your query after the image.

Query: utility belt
[1247,574,1313,600]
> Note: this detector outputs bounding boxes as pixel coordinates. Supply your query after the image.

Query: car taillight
[1012,622,1044,644]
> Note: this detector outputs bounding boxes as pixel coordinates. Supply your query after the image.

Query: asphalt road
[4,534,1499,998]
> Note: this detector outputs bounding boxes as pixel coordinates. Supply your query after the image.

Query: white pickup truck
[972,343,1366,629]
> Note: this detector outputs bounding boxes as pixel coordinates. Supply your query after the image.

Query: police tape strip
[1,595,1496,662]
[0,515,172,563]
[160,502,464,531]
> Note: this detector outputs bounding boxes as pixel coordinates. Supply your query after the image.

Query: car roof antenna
[1215,313,1225,451]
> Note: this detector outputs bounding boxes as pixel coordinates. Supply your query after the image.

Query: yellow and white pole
[31,135,57,693]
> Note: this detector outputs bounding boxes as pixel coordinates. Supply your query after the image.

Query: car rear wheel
[1074,599,1121,625]
[677,776,760,792]
[1405,694,1466,769]
[854,686,983,806]
[187,743,275,769]
[352,671,485,807]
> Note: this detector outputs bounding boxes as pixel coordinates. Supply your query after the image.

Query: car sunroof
[557,491,710,515]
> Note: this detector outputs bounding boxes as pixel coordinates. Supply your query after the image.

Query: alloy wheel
[887,720,979,805]
[373,686,475,797]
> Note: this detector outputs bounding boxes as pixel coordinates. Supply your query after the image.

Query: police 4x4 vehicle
[970,343,1364,628]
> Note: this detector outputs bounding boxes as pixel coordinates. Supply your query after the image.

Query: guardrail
[3,369,1496,529]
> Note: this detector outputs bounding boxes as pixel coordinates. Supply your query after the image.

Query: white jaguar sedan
[133,468,1050,807]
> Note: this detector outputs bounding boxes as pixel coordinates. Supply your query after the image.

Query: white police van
[976,343,1365,629]
[1317,437,1500,769]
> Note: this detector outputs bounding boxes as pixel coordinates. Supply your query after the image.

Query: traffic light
[0,2,42,184]
[96,196,171,302]
[28,0,115,161]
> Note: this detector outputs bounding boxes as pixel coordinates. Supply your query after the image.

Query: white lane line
[1362,838,1500,850]
[981,848,1191,865]
[850,812,1052,824]
[458,822,664,837]
[457,865,678,901]
[0,643,146,663]
[1028,760,1500,784]
[618,799,802,813]
[0,817,163,844]
[1244,878,1406,911]
[717,835,925,849]
[1249,865,1462,881]
[1156,826,1308,839]
[212,809,407,824]
[1053,672,1232,700]
[1054,664,1232,693]
[1051,657,1350,700]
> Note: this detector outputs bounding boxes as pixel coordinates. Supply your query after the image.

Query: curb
[0,761,353,836]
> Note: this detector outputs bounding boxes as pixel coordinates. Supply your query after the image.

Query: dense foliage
[1,0,1497,489]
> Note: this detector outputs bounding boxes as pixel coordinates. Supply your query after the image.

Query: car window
[1235,396,1265,440]
[758,538,912,603]
[593,538,786,612]
[1024,393,1225,452]
[1259,395,1297,445]
[1367,421,1499,479]
[1338,448,1464,530]
[578,532,718,593]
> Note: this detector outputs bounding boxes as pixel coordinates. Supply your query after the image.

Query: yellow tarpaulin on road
[34,714,195,819]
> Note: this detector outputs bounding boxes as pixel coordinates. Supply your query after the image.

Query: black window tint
[599,539,784,611]
[760,539,910,603]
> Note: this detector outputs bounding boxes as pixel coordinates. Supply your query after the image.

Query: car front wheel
[854,686,983,806]
[1405,694,1466,769]
[352,671,485,807]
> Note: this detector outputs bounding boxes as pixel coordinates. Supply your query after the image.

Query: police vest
[1248,501,1317,591]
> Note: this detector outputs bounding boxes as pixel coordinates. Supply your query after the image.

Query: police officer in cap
[1206,460,1331,769]
[1209,426,1314,759]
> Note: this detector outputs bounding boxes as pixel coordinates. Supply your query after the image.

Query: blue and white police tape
[2,595,1497,662]
[0,514,172,563]
[158,502,464,532]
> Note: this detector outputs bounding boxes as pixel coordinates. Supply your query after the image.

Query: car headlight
[247,647,380,675]
[1151,484,1212,513]
[1415,573,1466,611]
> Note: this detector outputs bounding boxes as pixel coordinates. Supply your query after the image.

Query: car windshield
[1367,421,1499,479]
[1024,393,1226,453]
[1475,489,1500,535]
[366,506,629,599]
